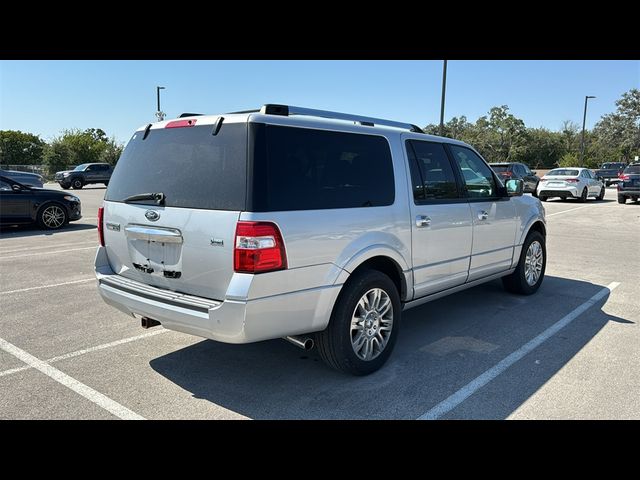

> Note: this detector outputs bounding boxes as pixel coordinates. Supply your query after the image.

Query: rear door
[448,145,517,282]
[403,137,473,297]
[102,120,247,300]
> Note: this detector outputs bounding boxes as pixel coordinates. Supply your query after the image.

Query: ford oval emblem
[145,210,160,222]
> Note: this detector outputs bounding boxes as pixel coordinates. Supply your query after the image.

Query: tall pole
[156,86,166,122]
[439,60,448,136]
[580,95,595,164]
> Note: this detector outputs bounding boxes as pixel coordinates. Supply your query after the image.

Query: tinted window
[250,124,394,211]
[449,145,497,198]
[548,169,579,176]
[624,165,640,174]
[406,140,458,201]
[105,124,247,210]
[74,164,88,171]
[491,165,511,173]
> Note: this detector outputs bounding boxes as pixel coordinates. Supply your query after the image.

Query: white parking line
[417,281,620,420]
[0,329,168,378]
[0,278,94,295]
[0,246,95,260]
[0,241,96,255]
[546,205,592,217]
[0,336,145,420]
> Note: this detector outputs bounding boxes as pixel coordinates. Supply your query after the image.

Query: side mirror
[11,184,22,192]
[506,179,524,196]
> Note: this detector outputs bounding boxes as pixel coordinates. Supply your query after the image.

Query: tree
[42,128,123,174]
[592,88,640,162]
[0,130,46,165]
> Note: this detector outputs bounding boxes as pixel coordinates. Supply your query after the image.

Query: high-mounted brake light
[165,119,197,129]
[234,221,287,274]
[97,206,105,246]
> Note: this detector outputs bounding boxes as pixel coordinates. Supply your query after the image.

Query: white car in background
[537,167,605,202]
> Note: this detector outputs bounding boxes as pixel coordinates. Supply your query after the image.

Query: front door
[448,145,518,282]
[403,137,473,298]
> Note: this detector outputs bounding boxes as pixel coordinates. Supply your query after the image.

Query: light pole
[439,60,448,136]
[156,86,166,122]
[580,95,596,164]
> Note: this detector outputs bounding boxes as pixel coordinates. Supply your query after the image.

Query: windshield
[491,165,511,173]
[548,169,579,176]
[105,124,247,210]
[73,164,89,171]
[623,165,640,174]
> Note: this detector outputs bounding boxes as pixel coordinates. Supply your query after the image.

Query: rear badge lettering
[145,210,160,222]
[106,222,120,231]
[210,238,224,247]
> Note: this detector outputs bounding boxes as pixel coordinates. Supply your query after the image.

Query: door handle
[416,215,431,228]
[478,210,489,221]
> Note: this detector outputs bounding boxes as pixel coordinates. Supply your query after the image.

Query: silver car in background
[537,167,605,202]
[95,104,547,375]
[0,168,44,188]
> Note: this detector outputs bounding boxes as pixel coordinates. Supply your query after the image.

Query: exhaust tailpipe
[141,317,161,329]
[284,335,314,350]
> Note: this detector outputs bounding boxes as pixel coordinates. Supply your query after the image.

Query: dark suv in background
[55,163,113,189]
[490,163,540,195]
[617,163,640,204]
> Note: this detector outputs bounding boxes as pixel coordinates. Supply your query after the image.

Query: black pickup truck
[55,163,113,189]
[617,163,640,204]
[593,162,627,186]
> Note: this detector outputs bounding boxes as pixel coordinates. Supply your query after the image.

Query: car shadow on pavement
[0,222,96,238]
[150,276,630,419]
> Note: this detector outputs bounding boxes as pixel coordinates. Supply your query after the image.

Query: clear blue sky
[1,60,638,144]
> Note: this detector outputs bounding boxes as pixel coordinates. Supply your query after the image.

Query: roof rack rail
[179,113,204,118]
[259,104,424,133]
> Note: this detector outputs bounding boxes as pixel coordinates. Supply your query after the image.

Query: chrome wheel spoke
[524,240,543,286]
[350,288,393,361]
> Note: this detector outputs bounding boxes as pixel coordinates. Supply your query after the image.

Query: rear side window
[105,124,247,210]
[406,140,459,201]
[250,124,394,211]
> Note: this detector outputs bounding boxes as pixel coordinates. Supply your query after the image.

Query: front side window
[449,145,497,198]
[250,124,394,211]
[406,140,459,201]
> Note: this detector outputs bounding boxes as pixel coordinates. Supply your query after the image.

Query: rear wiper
[123,192,165,205]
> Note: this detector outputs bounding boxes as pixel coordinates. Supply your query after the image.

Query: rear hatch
[491,164,512,180]
[620,166,640,190]
[541,169,581,188]
[102,119,247,300]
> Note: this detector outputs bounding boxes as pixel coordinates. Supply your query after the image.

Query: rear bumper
[618,188,640,196]
[538,187,579,198]
[94,246,341,344]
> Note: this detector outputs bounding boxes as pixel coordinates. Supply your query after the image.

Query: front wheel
[38,203,68,230]
[315,270,401,375]
[60,182,70,189]
[502,231,546,295]
[618,195,626,204]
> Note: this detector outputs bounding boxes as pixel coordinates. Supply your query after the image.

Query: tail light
[565,179,580,183]
[501,171,512,177]
[97,206,105,246]
[619,174,630,181]
[234,221,287,274]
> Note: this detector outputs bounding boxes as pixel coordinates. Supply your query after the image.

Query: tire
[532,183,539,198]
[37,203,68,230]
[539,196,547,202]
[315,269,401,376]
[71,178,84,189]
[60,183,70,190]
[596,186,605,201]
[502,230,546,295]
[103,182,109,187]
[578,187,588,203]
[618,195,626,204]
[632,196,639,203]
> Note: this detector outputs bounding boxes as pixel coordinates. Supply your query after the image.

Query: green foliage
[592,88,640,162]
[558,152,579,168]
[42,128,123,174]
[0,130,46,165]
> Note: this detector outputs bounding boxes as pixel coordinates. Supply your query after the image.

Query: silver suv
[95,104,546,375]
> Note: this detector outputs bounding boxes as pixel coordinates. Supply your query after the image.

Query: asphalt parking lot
[1,184,638,419]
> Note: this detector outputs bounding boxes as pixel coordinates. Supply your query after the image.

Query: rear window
[548,169,579,176]
[249,124,394,211]
[624,165,640,174]
[105,124,247,210]
[490,165,511,173]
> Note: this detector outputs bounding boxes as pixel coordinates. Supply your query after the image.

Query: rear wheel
[539,196,547,202]
[618,195,626,204]
[502,230,546,295]
[38,203,68,230]
[72,178,83,189]
[578,187,588,203]
[632,196,639,203]
[316,269,401,375]
[596,186,605,201]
